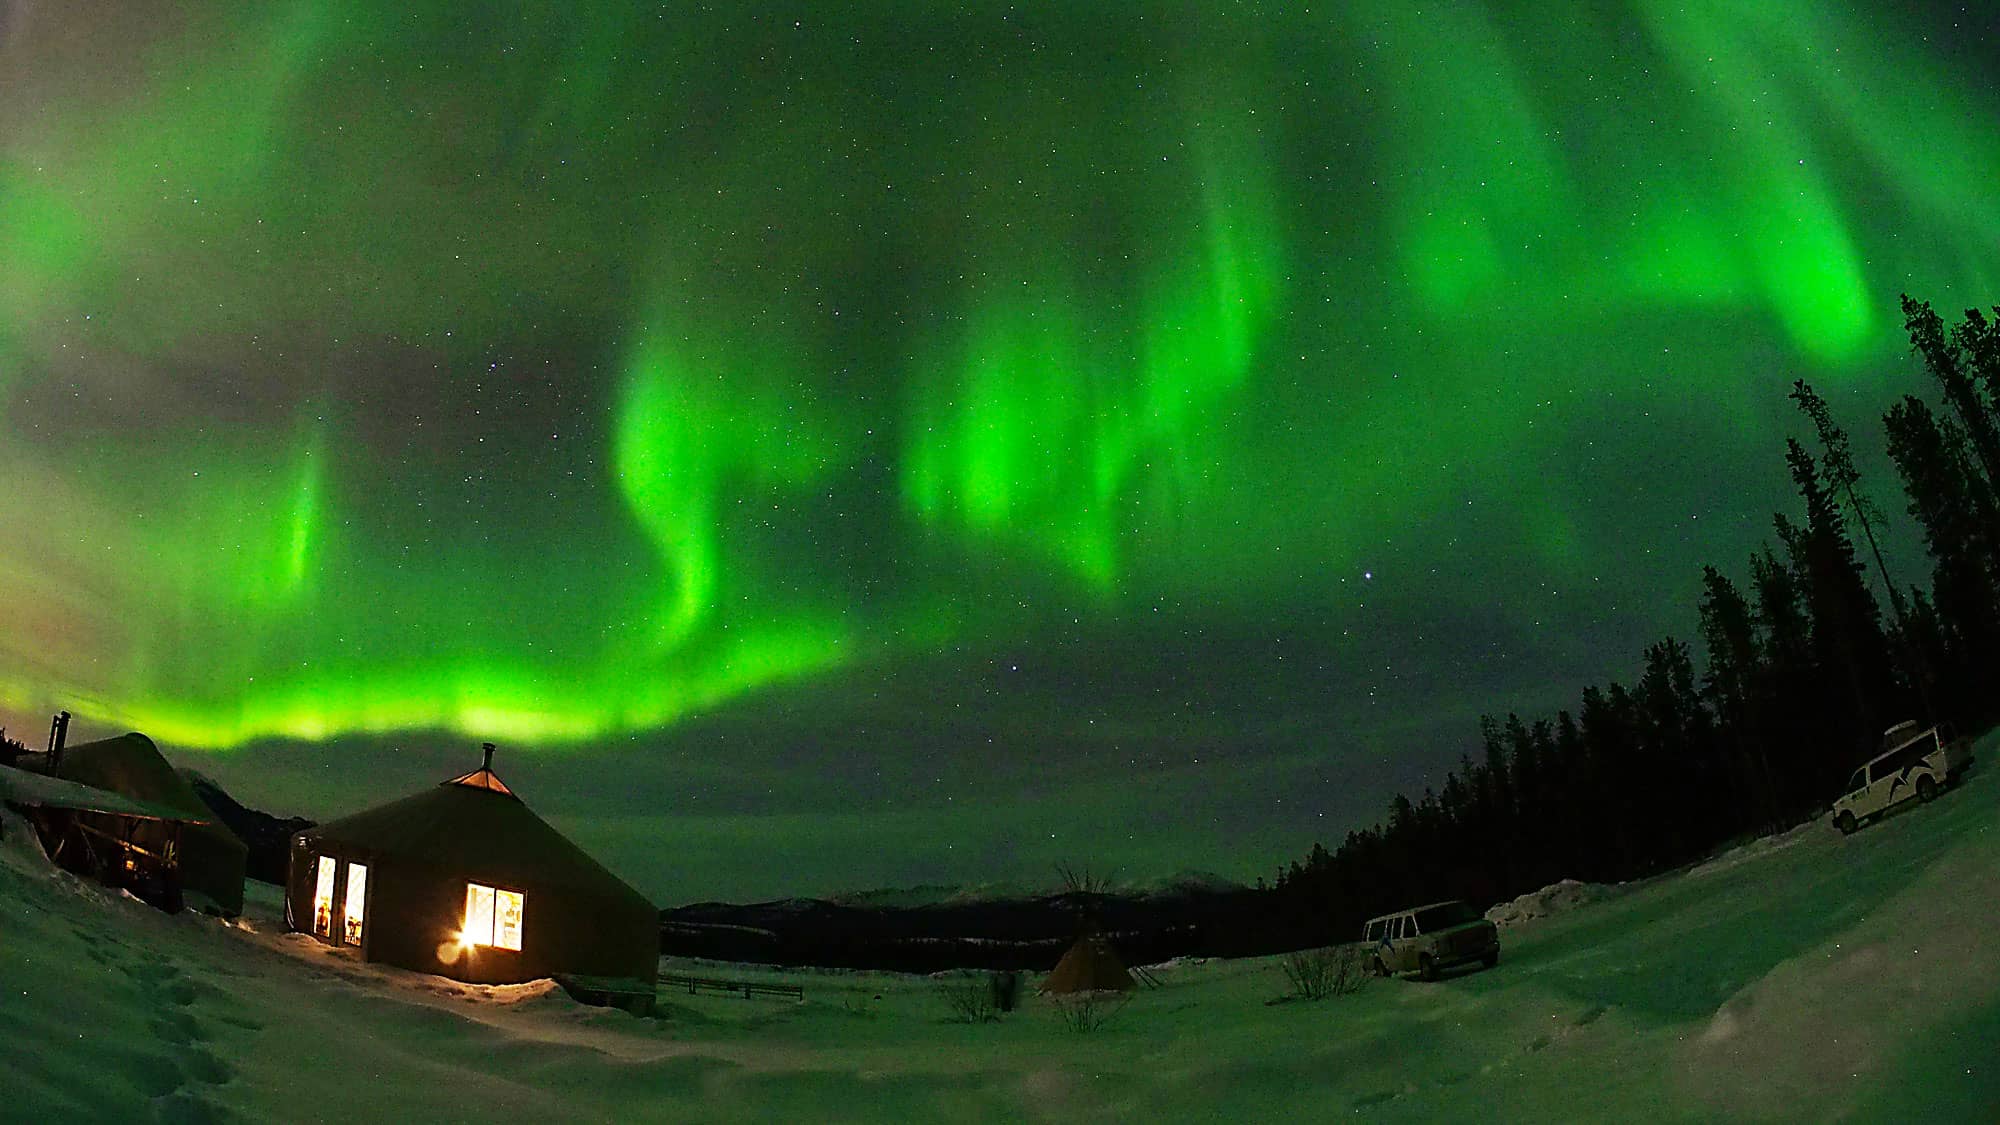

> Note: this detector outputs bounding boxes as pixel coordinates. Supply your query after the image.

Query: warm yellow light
[464,883,495,944]
[311,856,336,939]
[459,882,525,952]
[342,862,368,947]
[495,889,524,952]
[436,934,468,965]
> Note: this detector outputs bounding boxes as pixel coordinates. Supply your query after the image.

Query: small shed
[13,732,248,915]
[286,746,658,988]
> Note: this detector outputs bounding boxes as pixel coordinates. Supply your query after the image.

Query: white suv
[1831,721,1972,835]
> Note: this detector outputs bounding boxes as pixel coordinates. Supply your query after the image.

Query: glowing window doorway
[342,862,368,946]
[463,882,524,951]
[312,856,336,938]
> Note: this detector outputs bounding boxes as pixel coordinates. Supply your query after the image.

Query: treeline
[1272,296,2000,939]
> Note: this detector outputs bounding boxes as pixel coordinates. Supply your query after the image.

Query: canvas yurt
[286,745,658,987]
[43,732,248,915]
[1040,927,1136,994]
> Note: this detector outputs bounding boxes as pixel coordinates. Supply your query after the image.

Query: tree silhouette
[1904,295,2000,489]
[1885,395,2000,726]
[1268,295,2000,950]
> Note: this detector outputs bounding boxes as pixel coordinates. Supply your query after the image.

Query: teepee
[1039,927,1136,994]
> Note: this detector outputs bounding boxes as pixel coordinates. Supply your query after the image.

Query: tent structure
[1040,928,1137,994]
[29,733,247,915]
[286,746,658,988]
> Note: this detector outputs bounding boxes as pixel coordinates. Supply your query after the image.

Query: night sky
[4,3,1999,903]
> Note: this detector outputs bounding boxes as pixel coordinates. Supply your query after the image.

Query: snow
[1484,878,1620,931]
[5,732,1999,1121]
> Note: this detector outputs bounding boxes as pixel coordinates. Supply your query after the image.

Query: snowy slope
[4,728,1998,1122]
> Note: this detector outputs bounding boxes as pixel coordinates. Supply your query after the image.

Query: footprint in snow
[159,977,200,1007]
[122,956,234,1096]
[149,1087,233,1124]
[179,1045,233,1087]
[150,1010,211,1046]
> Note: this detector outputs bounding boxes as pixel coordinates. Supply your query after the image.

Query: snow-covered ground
[6,729,1998,1122]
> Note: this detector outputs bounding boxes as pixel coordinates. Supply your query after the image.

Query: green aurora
[2,2,1999,892]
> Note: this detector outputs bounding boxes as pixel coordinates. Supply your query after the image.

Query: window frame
[341,862,368,947]
[312,855,337,939]
[462,881,526,952]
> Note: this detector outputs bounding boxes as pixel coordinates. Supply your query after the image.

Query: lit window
[465,883,494,944]
[313,856,336,938]
[463,882,525,951]
[496,889,523,951]
[343,862,368,946]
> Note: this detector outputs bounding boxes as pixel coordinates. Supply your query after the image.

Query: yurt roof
[304,770,652,912]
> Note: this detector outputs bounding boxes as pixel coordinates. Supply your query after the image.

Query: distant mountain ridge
[176,772,1323,968]
[661,875,1304,973]
[826,870,1249,909]
[181,770,314,885]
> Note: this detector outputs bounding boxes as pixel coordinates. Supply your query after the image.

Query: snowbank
[1685,818,1820,880]
[4,735,1998,1120]
[0,803,47,870]
[1484,878,1617,930]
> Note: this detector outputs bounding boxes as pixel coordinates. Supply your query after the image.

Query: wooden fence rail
[658,972,804,1001]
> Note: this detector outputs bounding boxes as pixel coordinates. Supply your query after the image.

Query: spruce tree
[1903,295,2000,489]
[1782,439,1900,758]
[1884,395,2000,724]
[1949,307,2000,425]
[1790,380,1907,624]
[1698,566,1780,830]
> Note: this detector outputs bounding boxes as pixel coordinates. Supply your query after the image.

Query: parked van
[1360,900,1499,981]
[1831,721,1973,835]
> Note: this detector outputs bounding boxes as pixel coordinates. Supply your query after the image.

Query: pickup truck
[1831,721,1973,835]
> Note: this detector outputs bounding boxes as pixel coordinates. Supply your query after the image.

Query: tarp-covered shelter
[286,748,658,987]
[19,733,248,915]
[1040,929,1136,994]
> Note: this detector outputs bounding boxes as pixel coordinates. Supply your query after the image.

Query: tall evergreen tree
[1884,396,2000,724]
[1790,380,1907,624]
[1903,295,2000,489]
[1698,566,1780,829]
[1949,307,2000,424]
[1782,438,1901,755]
[1579,683,1640,876]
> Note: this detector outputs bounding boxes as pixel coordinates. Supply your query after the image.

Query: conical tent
[287,758,658,987]
[1040,930,1136,994]
[54,733,247,915]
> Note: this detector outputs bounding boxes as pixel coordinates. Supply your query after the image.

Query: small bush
[940,973,1002,1023]
[1052,990,1129,1034]
[1281,944,1368,1001]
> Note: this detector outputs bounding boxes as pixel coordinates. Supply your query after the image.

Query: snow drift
[4,729,1998,1121]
